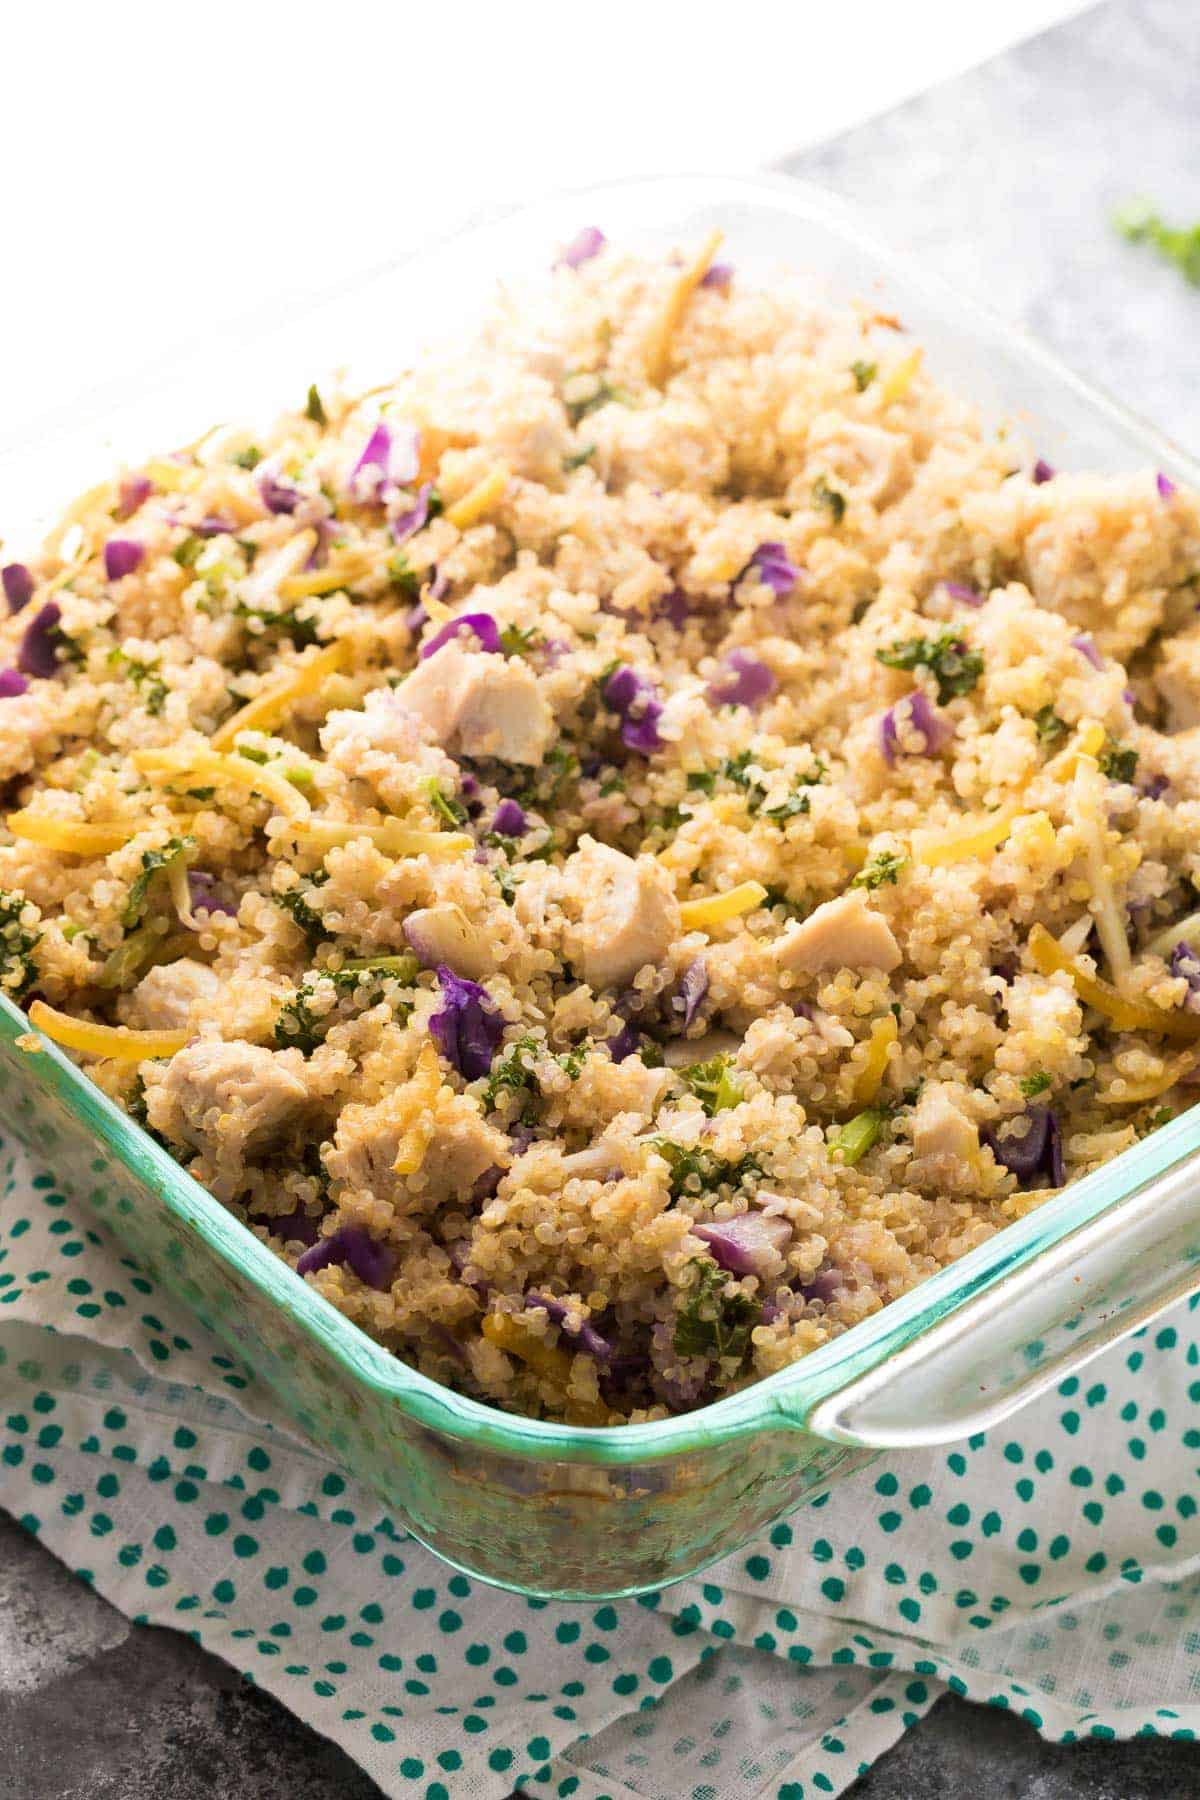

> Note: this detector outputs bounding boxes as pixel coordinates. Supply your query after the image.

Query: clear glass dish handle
[795,1143,1200,1449]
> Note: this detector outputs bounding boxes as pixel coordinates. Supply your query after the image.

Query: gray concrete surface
[6,0,1200,1795]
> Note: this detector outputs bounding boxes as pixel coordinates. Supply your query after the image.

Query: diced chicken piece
[403,903,495,980]
[911,1083,979,1166]
[146,1041,308,1173]
[662,1028,742,1069]
[397,639,554,764]
[562,838,680,990]
[1154,624,1200,732]
[558,1056,673,1130]
[807,417,914,509]
[128,958,219,1031]
[327,1086,509,1209]
[772,890,901,975]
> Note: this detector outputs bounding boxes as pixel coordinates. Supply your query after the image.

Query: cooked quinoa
[3,228,1200,1426]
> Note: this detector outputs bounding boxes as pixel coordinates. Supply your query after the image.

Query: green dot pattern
[3,1134,1200,1798]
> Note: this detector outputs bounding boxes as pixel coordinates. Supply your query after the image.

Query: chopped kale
[121,837,195,930]
[674,1259,760,1361]
[1020,1071,1052,1097]
[499,622,545,658]
[683,1053,743,1117]
[274,961,415,1056]
[305,383,328,427]
[233,599,320,646]
[564,375,631,425]
[813,476,847,525]
[851,850,908,891]
[850,359,878,392]
[387,550,420,599]
[876,630,984,705]
[481,1032,542,1121]
[275,873,331,947]
[107,647,168,715]
[426,780,468,828]
[0,888,40,1002]
[231,445,262,470]
[1098,736,1139,783]
[563,444,596,471]
[652,1139,760,1201]
[1034,705,1069,746]
[172,535,204,570]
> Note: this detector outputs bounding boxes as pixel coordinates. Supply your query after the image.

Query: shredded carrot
[1028,922,1200,1041]
[211,640,349,750]
[443,464,510,531]
[6,812,137,856]
[26,999,188,1062]
[133,748,312,822]
[643,229,724,385]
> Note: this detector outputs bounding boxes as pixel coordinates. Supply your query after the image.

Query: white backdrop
[4,1,1090,440]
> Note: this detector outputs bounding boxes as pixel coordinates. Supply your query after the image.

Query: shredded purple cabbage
[116,473,154,520]
[1032,459,1056,485]
[879,689,950,765]
[492,798,527,837]
[104,538,143,581]
[672,959,709,1030]
[1,564,33,614]
[429,966,503,1079]
[982,1106,1063,1189]
[699,262,733,291]
[186,871,235,919]
[270,1207,321,1247]
[526,1292,612,1360]
[940,580,982,606]
[692,1212,791,1278]
[604,664,663,754]
[655,589,691,629]
[0,669,29,699]
[392,481,432,544]
[258,466,301,515]
[607,1021,640,1063]
[1071,633,1104,670]
[297,1225,395,1290]
[420,611,502,660]
[349,420,420,498]
[192,513,236,539]
[799,1267,842,1305]
[1158,471,1177,500]
[1171,940,1200,1012]
[1140,773,1169,800]
[708,648,778,708]
[459,771,480,799]
[17,602,63,679]
[557,226,606,270]
[740,541,799,598]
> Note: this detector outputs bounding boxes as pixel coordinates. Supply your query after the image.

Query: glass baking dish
[4,172,1200,1602]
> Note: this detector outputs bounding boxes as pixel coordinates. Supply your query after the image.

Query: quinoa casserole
[3,227,1200,1430]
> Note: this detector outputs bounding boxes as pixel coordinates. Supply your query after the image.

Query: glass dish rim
[8,167,1200,1468]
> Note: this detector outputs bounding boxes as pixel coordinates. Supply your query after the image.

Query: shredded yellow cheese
[7,812,136,857]
[878,347,922,407]
[913,807,1018,867]
[642,229,724,386]
[141,457,197,493]
[679,880,768,931]
[1046,718,1106,782]
[443,463,511,531]
[211,640,349,751]
[391,1043,445,1175]
[27,999,188,1062]
[280,817,473,860]
[133,748,312,822]
[849,1013,898,1109]
[1028,922,1200,1041]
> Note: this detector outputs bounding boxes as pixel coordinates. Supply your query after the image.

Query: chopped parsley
[233,599,320,646]
[652,1140,760,1201]
[876,631,984,705]
[1098,736,1139,783]
[107,647,168,715]
[1114,201,1200,287]
[851,850,908,891]
[172,535,204,570]
[1034,705,1069,746]
[274,961,415,1055]
[674,1260,760,1362]
[499,622,545,658]
[712,749,825,822]
[231,445,261,470]
[813,476,847,524]
[564,375,631,425]
[305,383,328,427]
[0,889,41,1002]
[1020,1071,1052,1098]
[563,444,596,471]
[387,550,420,599]
[683,1053,743,1117]
[850,359,877,392]
[121,837,195,930]
[481,1032,542,1121]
